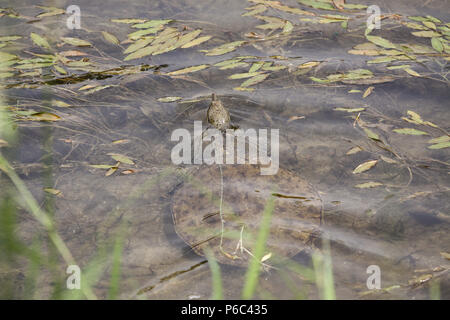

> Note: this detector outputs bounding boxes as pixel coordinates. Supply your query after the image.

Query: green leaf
[242,4,267,17]
[174,29,202,48]
[111,18,147,24]
[334,107,365,113]
[228,71,263,79]
[181,35,212,49]
[428,135,450,144]
[298,0,335,10]
[366,35,397,49]
[107,153,134,165]
[0,35,22,42]
[61,37,92,47]
[0,52,17,62]
[102,31,120,45]
[128,27,162,40]
[123,37,154,54]
[203,41,246,56]
[240,73,269,87]
[166,64,209,76]
[157,96,182,103]
[30,33,51,49]
[393,128,429,135]
[355,182,383,189]
[131,20,171,29]
[364,128,380,141]
[428,142,450,149]
[411,31,441,37]
[431,37,444,53]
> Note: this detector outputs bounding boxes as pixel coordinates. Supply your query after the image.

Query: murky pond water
[0,0,449,299]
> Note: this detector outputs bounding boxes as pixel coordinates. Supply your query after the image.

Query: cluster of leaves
[117,19,212,61]
[333,107,449,189]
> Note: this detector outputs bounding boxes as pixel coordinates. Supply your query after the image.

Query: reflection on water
[0,0,449,299]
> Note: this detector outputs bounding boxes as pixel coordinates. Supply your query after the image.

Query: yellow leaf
[363,86,374,98]
[353,160,378,174]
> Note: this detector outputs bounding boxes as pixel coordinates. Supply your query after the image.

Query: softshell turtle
[171,94,323,266]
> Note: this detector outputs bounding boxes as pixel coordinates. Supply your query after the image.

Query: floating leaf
[30,33,51,49]
[346,146,362,155]
[240,73,269,87]
[203,41,246,56]
[128,26,163,40]
[422,21,437,30]
[440,252,450,260]
[353,160,378,174]
[269,2,314,15]
[107,153,134,165]
[166,64,209,76]
[261,252,272,262]
[380,156,398,164]
[52,100,70,107]
[111,18,147,24]
[174,29,202,48]
[334,107,365,113]
[157,96,182,102]
[44,188,62,196]
[242,4,267,17]
[363,86,374,98]
[393,128,428,135]
[355,182,383,189]
[411,31,441,37]
[0,35,22,42]
[29,112,61,121]
[298,0,335,10]
[428,142,450,149]
[132,20,171,29]
[298,61,321,69]
[431,37,444,53]
[106,167,118,177]
[36,6,65,18]
[428,136,450,144]
[0,52,18,62]
[102,31,120,45]
[123,37,154,54]
[54,65,67,74]
[229,71,263,79]
[366,35,397,49]
[181,35,212,48]
[404,68,420,77]
[61,37,92,47]
[89,164,117,169]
